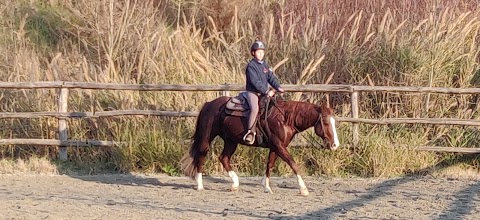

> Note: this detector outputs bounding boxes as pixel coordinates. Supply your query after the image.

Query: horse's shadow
[68,172,192,189]
[202,175,261,187]
[68,172,262,191]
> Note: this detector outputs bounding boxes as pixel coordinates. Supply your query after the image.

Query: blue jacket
[245,59,281,95]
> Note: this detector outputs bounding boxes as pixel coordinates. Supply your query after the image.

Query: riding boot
[243,129,256,145]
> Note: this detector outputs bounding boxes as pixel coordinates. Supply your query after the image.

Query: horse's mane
[273,99,319,129]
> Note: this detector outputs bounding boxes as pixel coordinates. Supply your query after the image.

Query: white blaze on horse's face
[329,116,340,150]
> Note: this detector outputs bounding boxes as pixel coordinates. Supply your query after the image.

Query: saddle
[225,92,250,117]
[225,92,270,117]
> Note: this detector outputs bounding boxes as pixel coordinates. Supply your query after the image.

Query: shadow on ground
[278,153,480,220]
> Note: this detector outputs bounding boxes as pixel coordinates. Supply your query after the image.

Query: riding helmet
[250,40,266,52]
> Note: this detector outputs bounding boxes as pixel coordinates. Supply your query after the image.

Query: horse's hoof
[231,186,239,192]
[264,188,274,194]
[300,188,309,196]
[195,187,204,191]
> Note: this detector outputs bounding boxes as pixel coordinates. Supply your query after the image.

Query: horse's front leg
[262,149,277,194]
[276,146,309,196]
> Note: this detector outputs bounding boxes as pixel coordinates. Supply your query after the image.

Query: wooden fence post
[58,88,69,160]
[351,91,359,146]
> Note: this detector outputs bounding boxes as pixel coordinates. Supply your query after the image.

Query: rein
[297,113,327,149]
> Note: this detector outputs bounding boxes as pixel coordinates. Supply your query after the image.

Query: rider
[243,40,285,144]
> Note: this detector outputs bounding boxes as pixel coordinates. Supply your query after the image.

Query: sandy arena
[0,173,479,219]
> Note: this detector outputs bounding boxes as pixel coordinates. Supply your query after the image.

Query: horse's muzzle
[329,143,338,151]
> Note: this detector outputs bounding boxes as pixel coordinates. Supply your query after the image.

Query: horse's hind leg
[194,141,210,191]
[194,127,221,191]
[218,138,239,191]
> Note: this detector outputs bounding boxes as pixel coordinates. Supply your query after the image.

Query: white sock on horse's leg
[262,176,273,193]
[228,171,239,189]
[297,175,309,196]
[195,173,204,190]
[297,175,306,188]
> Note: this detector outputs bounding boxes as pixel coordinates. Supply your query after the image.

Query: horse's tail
[179,101,215,179]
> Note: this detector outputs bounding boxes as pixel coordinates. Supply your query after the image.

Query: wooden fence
[2,81,480,160]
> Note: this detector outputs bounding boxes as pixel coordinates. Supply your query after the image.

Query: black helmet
[250,41,266,52]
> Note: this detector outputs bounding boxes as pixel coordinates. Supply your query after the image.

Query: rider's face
[253,49,265,61]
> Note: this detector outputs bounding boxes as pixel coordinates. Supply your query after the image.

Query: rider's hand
[277,87,285,93]
[267,90,275,97]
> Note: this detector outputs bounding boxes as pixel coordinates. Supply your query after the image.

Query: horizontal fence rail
[2,81,480,94]
[412,146,480,154]
[0,139,117,147]
[0,111,200,118]
[1,111,480,126]
[2,81,480,160]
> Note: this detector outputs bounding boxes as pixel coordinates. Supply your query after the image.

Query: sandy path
[0,173,479,219]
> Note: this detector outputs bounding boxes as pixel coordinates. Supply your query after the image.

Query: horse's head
[313,105,340,150]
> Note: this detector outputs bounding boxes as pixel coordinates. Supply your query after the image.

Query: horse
[180,91,340,196]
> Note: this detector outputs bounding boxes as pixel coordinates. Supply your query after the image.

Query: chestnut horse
[180,92,340,196]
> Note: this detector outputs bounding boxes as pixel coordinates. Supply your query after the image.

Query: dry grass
[432,165,480,180]
[0,0,480,177]
[0,157,58,175]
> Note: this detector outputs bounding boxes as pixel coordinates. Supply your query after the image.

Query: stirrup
[243,130,256,144]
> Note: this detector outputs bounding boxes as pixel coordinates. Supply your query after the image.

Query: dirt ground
[0,173,479,220]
